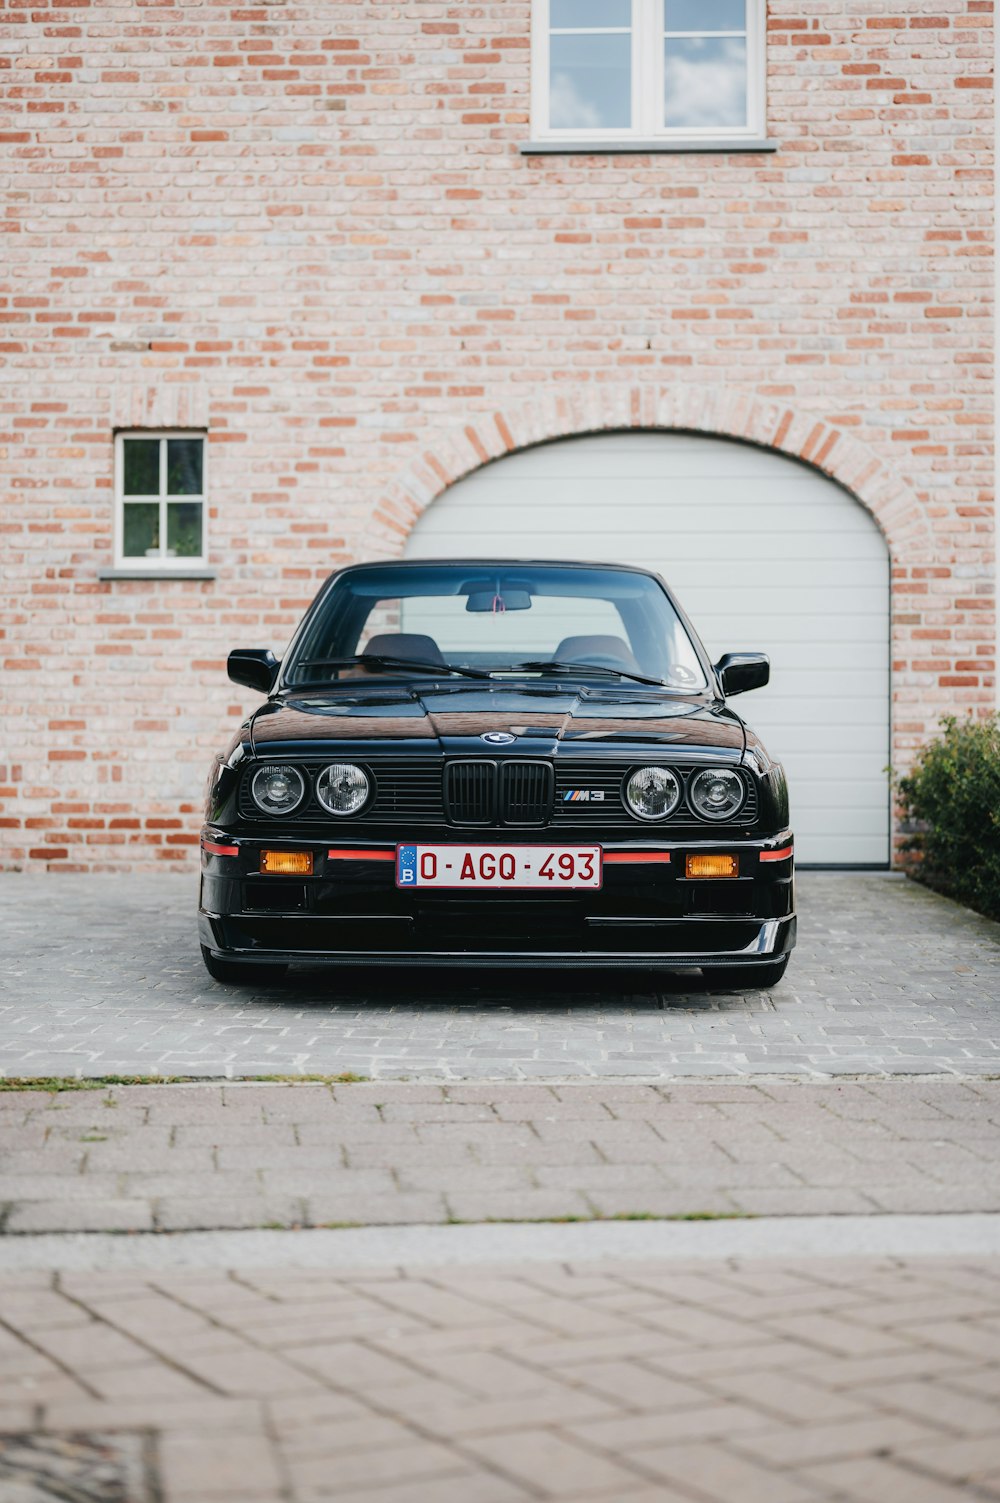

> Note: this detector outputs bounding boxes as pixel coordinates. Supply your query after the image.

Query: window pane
[122,502,160,557]
[287,564,707,689]
[664,36,746,127]
[166,437,203,496]
[550,33,631,128]
[166,501,203,558]
[551,0,630,27]
[665,0,744,30]
[122,439,160,496]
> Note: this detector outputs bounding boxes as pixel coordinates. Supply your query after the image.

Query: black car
[199,560,795,987]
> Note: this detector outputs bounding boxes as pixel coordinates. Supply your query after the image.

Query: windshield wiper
[290,654,675,690]
[513,660,671,689]
[290,654,493,682]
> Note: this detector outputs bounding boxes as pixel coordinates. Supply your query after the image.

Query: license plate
[396,844,602,890]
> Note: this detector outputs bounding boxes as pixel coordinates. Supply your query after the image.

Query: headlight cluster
[625,767,681,822]
[317,763,369,816]
[249,763,371,818]
[624,765,746,823]
[688,768,744,821]
[250,765,306,815]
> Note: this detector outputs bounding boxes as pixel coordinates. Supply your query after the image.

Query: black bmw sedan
[199,560,795,987]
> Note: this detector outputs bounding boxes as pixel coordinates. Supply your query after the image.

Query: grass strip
[0,1072,367,1093]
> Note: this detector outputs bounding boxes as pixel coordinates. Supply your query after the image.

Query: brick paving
[2,872,1000,1080]
[4,870,999,1500]
[0,1257,998,1502]
[1,1078,998,1235]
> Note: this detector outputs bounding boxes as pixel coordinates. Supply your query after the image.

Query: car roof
[330,559,658,577]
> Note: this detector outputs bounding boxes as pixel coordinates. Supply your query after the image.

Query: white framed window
[530,0,766,147]
[114,431,207,570]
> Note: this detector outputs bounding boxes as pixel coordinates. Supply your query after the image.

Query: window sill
[98,568,217,581]
[520,137,776,155]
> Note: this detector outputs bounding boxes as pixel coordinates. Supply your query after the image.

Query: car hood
[248,683,747,759]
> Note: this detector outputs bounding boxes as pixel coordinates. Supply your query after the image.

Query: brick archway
[361,384,932,563]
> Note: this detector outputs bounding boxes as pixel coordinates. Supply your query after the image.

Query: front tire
[200,945,288,986]
[709,956,790,991]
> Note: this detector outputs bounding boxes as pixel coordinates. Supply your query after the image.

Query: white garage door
[403,431,890,866]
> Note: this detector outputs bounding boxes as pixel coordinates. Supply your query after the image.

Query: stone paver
[0,1257,998,1502]
[1,1078,997,1233]
[1,872,999,1079]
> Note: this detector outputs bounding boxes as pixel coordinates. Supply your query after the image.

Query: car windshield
[283,563,708,691]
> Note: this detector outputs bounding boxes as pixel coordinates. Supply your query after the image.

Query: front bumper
[199,830,796,970]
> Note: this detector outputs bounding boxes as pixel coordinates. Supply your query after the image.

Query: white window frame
[530,0,766,146]
[114,430,208,571]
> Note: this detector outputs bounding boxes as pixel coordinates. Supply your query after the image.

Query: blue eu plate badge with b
[397,844,417,887]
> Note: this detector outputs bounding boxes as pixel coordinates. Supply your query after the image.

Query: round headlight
[688,767,745,822]
[250,764,306,816]
[316,763,370,817]
[624,766,681,822]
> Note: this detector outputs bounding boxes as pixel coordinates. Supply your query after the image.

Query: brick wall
[0,0,993,871]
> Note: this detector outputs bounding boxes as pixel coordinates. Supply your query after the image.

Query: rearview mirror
[227,648,279,694]
[465,590,532,613]
[714,652,770,697]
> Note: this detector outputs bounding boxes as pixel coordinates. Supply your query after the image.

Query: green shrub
[896,713,1000,921]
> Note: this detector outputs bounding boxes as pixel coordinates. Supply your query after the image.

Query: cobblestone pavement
[2,1079,998,1234]
[1,1256,998,1502]
[2,872,999,1080]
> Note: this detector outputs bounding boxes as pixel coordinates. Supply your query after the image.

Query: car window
[285,563,708,689]
[360,594,626,661]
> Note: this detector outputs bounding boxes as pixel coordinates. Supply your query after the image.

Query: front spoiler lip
[200,916,796,970]
[204,829,792,852]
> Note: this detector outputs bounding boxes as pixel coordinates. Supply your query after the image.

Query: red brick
[0,0,993,874]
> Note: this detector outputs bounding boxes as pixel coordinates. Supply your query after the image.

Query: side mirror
[227,648,279,694]
[714,652,770,697]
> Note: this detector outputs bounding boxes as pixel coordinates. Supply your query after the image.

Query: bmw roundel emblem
[481,731,516,745]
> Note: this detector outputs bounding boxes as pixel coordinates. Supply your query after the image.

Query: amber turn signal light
[686,853,738,879]
[260,850,313,876]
